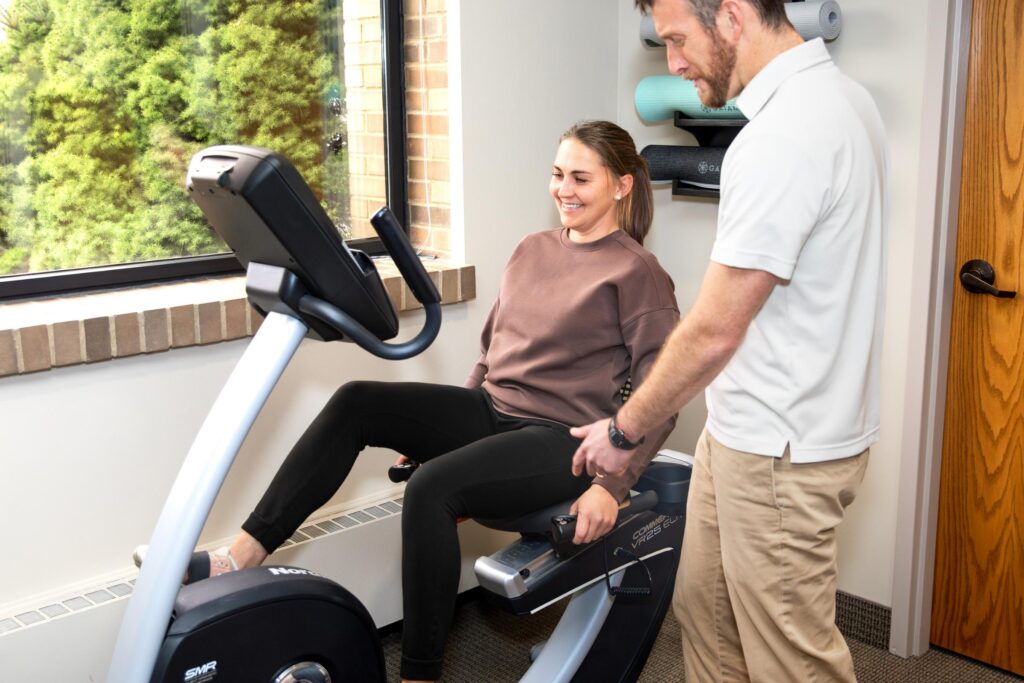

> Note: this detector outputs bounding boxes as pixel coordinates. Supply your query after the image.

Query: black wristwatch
[608,415,645,450]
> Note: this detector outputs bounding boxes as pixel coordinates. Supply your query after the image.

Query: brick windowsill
[0,259,475,378]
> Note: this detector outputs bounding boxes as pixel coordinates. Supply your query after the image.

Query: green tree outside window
[0,0,353,276]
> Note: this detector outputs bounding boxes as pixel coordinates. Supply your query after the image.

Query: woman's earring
[614,194,621,201]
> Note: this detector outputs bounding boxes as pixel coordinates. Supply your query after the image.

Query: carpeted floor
[380,597,1024,682]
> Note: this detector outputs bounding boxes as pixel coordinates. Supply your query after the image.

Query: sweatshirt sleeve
[464,296,499,388]
[593,275,680,501]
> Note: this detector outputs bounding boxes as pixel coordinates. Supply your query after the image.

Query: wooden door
[930,0,1024,675]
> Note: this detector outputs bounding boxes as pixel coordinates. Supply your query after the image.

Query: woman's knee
[403,466,460,520]
[402,469,436,511]
[323,380,384,417]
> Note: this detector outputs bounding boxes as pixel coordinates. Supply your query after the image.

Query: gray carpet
[381,597,1024,682]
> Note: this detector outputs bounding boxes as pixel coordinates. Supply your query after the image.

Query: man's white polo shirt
[705,38,890,462]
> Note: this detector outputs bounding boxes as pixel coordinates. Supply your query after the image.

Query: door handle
[959,259,1017,298]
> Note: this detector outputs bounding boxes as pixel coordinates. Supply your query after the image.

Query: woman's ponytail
[619,154,653,246]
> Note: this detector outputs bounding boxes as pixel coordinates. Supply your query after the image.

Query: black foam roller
[641,145,726,186]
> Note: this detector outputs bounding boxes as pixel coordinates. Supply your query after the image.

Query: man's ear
[716,0,746,42]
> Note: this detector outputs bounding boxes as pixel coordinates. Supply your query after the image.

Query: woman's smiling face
[550,138,626,242]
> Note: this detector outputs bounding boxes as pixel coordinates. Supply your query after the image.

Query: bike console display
[187,146,416,343]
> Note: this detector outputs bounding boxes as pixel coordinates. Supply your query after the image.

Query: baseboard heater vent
[284,498,403,548]
[0,580,136,637]
[0,494,404,638]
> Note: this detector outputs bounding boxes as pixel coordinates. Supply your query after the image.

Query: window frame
[0,0,408,302]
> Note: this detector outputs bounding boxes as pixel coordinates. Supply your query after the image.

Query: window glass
[0,0,383,277]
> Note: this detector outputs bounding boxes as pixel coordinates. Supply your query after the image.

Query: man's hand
[570,418,633,478]
[569,485,619,544]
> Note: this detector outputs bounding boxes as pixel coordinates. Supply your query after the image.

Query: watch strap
[608,415,645,450]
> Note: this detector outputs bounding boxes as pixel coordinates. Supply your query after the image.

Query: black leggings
[242,381,591,680]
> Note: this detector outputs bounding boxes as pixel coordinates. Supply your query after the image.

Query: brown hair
[560,120,654,246]
[634,0,790,32]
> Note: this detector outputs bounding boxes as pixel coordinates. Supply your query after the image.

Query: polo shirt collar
[736,38,831,119]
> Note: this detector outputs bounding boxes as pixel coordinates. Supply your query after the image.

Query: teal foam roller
[634,75,744,122]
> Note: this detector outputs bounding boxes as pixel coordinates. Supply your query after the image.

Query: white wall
[455,1,620,290]
[0,310,482,603]
[616,0,942,607]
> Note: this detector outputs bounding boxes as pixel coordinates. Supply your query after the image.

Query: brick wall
[344,0,450,256]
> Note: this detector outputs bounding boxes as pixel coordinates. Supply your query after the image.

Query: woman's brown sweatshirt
[466,228,680,500]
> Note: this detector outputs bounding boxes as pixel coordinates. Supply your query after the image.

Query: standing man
[571,0,889,680]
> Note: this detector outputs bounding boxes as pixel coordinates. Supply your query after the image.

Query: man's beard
[698,29,737,108]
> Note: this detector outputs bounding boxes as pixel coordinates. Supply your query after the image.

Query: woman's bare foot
[194,531,268,580]
[228,531,269,569]
[205,549,236,578]
[133,531,268,583]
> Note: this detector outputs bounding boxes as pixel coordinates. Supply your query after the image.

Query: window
[0,0,413,299]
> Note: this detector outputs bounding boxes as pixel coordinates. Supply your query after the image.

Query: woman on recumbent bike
[135,119,679,683]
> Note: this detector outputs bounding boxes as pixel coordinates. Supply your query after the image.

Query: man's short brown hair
[634,0,790,32]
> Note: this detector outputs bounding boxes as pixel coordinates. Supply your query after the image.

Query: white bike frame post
[108,312,307,683]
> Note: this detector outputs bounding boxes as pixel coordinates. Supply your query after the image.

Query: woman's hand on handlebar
[569,485,619,544]
[388,454,419,483]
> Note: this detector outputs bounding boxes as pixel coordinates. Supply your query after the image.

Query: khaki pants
[673,430,869,682]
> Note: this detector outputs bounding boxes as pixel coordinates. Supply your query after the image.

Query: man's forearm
[616,316,738,439]
[613,262,779,443]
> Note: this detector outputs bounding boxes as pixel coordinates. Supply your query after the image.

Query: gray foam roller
[638,1,842,45]
[640,13,660,47]
[641,145,726,186]
[786,0,842,41]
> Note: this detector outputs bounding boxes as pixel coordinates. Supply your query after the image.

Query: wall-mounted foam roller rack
[671,113,747,198]
[671,179,720,199]
[673,112,747,147]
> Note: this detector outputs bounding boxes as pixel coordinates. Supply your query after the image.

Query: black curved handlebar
[371,207,441,305]
[299,295,441,360]
[295,206,443,359]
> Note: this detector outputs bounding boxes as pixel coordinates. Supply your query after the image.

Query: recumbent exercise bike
[107,146,692,683]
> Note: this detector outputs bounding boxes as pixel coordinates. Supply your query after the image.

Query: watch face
[608,421,634,450]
